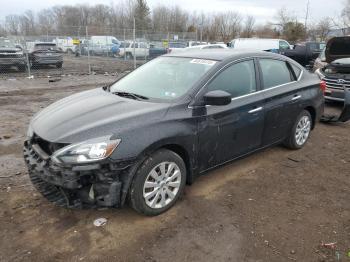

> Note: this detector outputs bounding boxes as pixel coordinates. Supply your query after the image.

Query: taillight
[320,80,326,94]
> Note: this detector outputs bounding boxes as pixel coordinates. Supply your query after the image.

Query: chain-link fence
[0,26,197,79]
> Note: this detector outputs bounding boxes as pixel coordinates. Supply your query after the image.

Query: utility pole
[133,17,136,69]
[86,26,91,74]
[305,0,310,32]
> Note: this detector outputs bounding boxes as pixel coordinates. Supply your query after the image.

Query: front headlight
[52,136,121,164]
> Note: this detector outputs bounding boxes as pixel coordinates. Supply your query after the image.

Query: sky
[0,0,345,24]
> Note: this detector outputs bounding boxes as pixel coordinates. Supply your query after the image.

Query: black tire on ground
[56,62,63,69]
[28,170,68,208]
[284,110,312,150]
[128,149,186,216]
[126,53,133,60]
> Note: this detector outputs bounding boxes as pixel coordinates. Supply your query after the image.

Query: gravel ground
[0,75,349,262]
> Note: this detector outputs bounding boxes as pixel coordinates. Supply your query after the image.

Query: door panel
[196,59,265,171]
[203,94,265,167]
[262,85,303,144]
[258,58,303,145]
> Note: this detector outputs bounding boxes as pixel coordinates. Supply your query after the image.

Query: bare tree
[5,15,20,35]
[241,15,255,38]
[214,11,242,42]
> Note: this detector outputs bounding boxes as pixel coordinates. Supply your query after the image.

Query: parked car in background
[185,44,228,50]
[167,41,187,53]
[87,36,120,57]
[281,42,326,68]
[28,42,63,68]
[53,37,77,54]
[314,36,350,102]
[119,41,149,59]
[228,38,292,53]
[0,38,26,72]
[24,50,324,216]
[187,41,209,47]
[148,43,167,59]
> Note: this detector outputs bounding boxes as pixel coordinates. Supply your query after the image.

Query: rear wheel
[284,110,312,149]
[129,149,186,216]
[56,62,63,68]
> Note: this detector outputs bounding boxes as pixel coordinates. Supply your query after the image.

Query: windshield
[0,39,16,48]
[110,57,216,100]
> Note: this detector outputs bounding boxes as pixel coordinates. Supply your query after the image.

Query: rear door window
[259,59,294,89]
[207,60,257,98]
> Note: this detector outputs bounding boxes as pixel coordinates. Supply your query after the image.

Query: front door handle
[291,95,302,101]
[248,107,263,114]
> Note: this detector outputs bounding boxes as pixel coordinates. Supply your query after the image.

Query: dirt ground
[0,75,349,262]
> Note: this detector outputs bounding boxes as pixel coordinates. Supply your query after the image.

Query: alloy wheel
[295,115,311,146]
[143,162,181,209]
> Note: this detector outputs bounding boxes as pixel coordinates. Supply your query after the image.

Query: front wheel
[284,110,312,149]
[129,149,186,216]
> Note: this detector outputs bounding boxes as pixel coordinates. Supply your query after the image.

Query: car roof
[164,49,283,61]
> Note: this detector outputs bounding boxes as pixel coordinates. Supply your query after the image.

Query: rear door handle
[291,95,301,101]
[248,107,263,114]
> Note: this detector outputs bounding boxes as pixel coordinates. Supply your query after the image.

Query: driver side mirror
[204,90,231,106]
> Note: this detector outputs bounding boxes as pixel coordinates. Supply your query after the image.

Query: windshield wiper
[112,91,149,100]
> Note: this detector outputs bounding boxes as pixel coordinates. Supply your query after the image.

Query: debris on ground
[48,78,61,83]
[321,242,337,249]
[93,218,107,227]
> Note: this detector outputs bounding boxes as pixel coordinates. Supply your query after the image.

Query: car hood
[330,58,350,66]
[30,88,170,143]
[326,36,350,63]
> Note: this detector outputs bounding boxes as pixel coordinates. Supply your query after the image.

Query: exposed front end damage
[321,87,350,123]
[23,136,137,209]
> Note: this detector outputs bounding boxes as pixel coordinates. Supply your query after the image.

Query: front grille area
[324,77,350,90]
[31,134,67,156]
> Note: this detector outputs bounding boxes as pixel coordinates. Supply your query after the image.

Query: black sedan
[24,50,324,216]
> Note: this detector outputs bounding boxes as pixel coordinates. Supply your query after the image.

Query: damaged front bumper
[23,139,138,209]
[321,87,350,123]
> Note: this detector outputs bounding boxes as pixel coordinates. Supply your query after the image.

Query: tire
[129,149,186,216]
[284,110,312,150]
[56,62,63,69]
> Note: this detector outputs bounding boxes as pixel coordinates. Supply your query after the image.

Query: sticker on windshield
[190,59,217,66]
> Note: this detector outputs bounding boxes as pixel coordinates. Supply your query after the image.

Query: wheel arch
[141,141,194,185]
[304,106,316,129]
[120,141,194,207]
[160,144,193,185]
